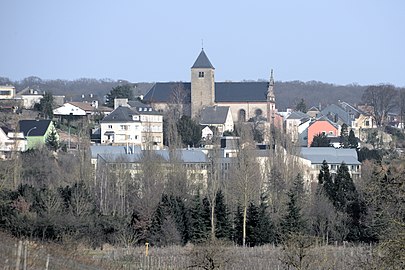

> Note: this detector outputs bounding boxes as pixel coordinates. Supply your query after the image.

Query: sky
[1,0,404,86]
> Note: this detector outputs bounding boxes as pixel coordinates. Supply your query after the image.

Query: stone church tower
[191,49,215,118]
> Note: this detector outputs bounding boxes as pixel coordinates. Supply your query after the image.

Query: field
[1,231,379,270]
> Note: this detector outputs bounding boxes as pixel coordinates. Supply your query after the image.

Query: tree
[45,128,59,151]
[295,98,307,113]
[339,123,349,148]
[229,126,262,246]
[310,133,330,147]
[246,202,260,246]
[317,160,334,201]
[214,190,231,240]
[362,84,398,127]
[36,92,54,119]
[281,174,306,237]
[105,84,134,107]
[188,193,209,243]
[348,129,358,148]
[176,115,202,147]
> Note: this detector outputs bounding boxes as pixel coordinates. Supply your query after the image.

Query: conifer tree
[348,129,358,148]
[214,190,231,240]
[189,193,209,243]
[46,128,59,152]
[233,204,244,245]
[318,160,334,201]
[281,175,306,237]
[246,201,260,246]
[340,123,349,148]
[257,193,274,245]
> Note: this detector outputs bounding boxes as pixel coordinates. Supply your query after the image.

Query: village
[0,50,404,269]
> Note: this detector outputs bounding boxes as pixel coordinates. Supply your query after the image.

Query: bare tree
[362,84,398,127]
[229,125,262,246]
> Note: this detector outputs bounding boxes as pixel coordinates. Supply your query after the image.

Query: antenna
[201,39,204,50]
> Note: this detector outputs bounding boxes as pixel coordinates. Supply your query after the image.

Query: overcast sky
[1,0,404,86]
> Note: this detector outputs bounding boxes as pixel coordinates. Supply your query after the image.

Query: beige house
[0,85,16,99]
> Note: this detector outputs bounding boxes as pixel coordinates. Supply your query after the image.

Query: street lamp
[26,126,37,137]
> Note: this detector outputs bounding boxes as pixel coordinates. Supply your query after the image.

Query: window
[365,120,370,126]
[198,71,204,78]
[120,125,129,130]
[108,125,112,129]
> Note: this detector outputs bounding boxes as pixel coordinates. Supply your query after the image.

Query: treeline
[0,147,403,252]
[1,76,368,109]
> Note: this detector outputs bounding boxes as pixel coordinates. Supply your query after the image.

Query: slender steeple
[267,69,275,102]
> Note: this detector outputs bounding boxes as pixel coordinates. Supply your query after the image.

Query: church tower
[266,69,276,123]
[191,49,215,118]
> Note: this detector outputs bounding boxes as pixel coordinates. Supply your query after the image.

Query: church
[143,49,280,126]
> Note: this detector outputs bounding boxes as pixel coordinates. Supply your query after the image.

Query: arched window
[239,109,246,122]
[255,108,263,116]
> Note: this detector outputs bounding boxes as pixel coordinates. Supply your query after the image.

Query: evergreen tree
[176,115,202,147]
[233,204,244,245]
[202,196,212,234]
[214,190,231,240]
[257,193,274,245]
[295,98,307,113]
[37,92,54,119]
[188,193,209,243]
[340,123,349,148]
[281,175,306,237]
[348,129,358,148]
[46,128,59,151]
[311,133,331,147]
[318,160,334,200]
[105,84,134,107]
[246,201,260,246]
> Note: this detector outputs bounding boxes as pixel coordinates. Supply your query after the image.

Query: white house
[0,127,27,159]
[199,106,234,135]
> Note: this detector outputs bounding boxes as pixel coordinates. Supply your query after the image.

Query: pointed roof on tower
[267,69,275,102]
[191,49,215,69]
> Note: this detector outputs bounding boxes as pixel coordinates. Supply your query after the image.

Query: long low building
[298,147,361,189]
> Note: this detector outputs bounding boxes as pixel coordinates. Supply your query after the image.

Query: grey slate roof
[143,81,269,103]
[143,83,191,103]
[127,100,151,108]
[300,147,361,165]
[200,106,230,125]
[101,106,139,123]
[191,50,215,69]
[320,104,353,126]
[215,82,268,102]
[287,111,309,120]
[19,120,51,137]
[91,145,207,163]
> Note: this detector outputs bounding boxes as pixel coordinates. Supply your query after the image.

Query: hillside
[1,76,367,109]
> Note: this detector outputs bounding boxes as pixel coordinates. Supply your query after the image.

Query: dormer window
[198,71,205,78]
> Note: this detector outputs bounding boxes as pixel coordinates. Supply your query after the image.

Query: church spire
[267,69,275,102]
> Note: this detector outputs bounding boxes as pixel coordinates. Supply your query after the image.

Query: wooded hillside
[1,76,367,109]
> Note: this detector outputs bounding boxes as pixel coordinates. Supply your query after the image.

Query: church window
[255,108,263,116]
[198,71,205,78]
